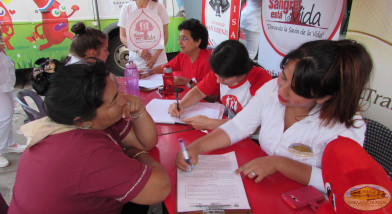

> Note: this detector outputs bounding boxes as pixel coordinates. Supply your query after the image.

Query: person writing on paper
[9,60,170,213]
[168,40,271,130]
[118,0,170,70]
[140,18,210,88]
[176,40,373,193]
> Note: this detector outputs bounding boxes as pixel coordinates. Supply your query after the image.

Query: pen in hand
[179,139,192,167]
[175,90,180,119]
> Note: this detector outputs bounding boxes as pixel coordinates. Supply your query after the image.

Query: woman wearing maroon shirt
[9,59,170,214]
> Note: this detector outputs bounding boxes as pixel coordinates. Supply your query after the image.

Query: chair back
[0,192,8,214]
[15,89,46,123]
[364,118,392,179]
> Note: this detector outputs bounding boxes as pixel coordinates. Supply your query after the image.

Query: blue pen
[178,139,192,165]
[140,70,153,75]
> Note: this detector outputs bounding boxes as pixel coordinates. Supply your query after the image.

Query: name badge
[288,143,314,157]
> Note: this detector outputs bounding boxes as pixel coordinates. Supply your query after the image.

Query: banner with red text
[202,0,241,48]
[346,1,392,129]
[258,0,345,76]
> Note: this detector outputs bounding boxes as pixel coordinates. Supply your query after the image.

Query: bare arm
[121,95,158,151]
[176,128,231,171]
[146,24,169,69]
[125,148,170,204]
[236,155,312,185]
[119,27,127,46]
[168,86,207,117]
[182,115,230,130]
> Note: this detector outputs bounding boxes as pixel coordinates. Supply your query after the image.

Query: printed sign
[202,0,241,47]
[347,0,392,130]
[258,0,345,76]
[125,8,164,51]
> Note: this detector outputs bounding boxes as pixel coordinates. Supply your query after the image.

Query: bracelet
[131,108,146,119]
[132,150,149,159]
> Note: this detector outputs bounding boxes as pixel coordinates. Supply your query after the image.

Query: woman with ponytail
[175,39,373,193]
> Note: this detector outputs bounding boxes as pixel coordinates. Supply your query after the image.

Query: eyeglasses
[177,37,190,42]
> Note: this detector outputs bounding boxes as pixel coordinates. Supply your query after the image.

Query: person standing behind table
[140,18,210,88]
[168,40,272,130]
[0,26,26,168]
[176,39,373,193]
[8,60,170,214]
[240,0,262,60]
[66,22,109,64]
[118,0,170,70]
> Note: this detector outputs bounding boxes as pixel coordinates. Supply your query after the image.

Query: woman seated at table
[141,18,210,88]
[168,40,272,130]
[9,60,170,213]
[67,22,109,64]
[176,39,373,192]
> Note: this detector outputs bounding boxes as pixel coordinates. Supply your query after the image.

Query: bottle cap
[126,60,137,69]
[162,64,172,73]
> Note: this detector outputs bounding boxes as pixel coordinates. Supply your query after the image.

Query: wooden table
[149,130,326,214]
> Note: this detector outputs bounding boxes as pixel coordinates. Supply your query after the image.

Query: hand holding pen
[139,70,153,78]
[177,139,195,171]
[175,90,180,119]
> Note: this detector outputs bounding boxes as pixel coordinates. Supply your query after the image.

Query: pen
[140,70,153,75]
[178,139,191,165]
[175,90,180,119]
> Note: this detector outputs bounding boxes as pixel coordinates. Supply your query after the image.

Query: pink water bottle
[162,64,174,97]
[124,61,140,97]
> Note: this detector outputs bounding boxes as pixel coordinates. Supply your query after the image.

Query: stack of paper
[139,74,163,90]
[146,99,225,124]
[177,152,251,213]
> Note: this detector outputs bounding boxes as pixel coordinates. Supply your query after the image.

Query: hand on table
[176,145,198,171]
[168,102,184,117]
[139,69,154,79]
[182,115,211,130]
[236,156,279,183]
[122,93,145,119]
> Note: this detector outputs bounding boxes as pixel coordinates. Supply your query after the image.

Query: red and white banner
[125,8,165,51]
[347,1,392,129]
[202,0,241,48]
[258,0,345,76]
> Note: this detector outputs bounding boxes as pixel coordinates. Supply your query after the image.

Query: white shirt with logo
[220,79,366,192]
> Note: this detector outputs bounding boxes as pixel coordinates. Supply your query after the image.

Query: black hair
[209,40,257,77]
[281,39,373,127]
[70,22,107,58]
[178,18,209,49]
[34,59,109,125]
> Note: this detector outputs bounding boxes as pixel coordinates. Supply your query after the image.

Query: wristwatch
[186,79,194,89]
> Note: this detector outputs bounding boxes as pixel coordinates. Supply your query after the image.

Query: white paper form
[139,74,163,90]
[177,152,251,212]
[146,99,224,124]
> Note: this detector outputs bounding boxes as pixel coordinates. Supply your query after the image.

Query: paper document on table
[146,98,225,124]
[177,151,251,213]
[139,74,163,90]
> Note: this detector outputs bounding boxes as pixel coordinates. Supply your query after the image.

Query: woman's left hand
[122,93,144,119]
[236,156,279,183]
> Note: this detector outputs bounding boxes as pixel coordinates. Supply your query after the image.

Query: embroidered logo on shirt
[288,143,313,157]
[344,184,391,211]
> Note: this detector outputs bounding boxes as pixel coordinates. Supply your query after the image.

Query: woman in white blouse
[175,39,373,192]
